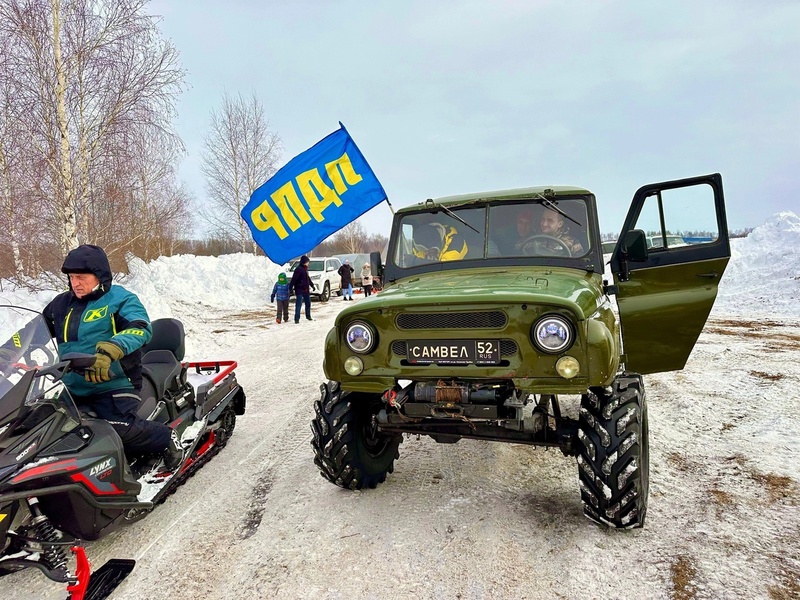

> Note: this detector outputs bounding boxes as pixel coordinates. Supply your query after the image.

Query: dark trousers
[276,299,289,322]
[75,389,171,456]
[363,285,373,297]
[294,293,311,322]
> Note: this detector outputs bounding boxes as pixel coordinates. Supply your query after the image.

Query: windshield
[289,260,325,272]
[0,306,81,449]
[392,198,592,268]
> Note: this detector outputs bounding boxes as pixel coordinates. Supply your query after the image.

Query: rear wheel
[320,281,331,302]
[578,374,649,528]
[310,381,402,489]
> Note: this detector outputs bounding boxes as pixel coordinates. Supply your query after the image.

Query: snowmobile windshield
[0,306,81,449]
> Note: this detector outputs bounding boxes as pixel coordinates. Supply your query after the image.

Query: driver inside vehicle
[504,207,585,256]
[537,207,585,255]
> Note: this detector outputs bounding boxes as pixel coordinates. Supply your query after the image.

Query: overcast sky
[150,0,799,237]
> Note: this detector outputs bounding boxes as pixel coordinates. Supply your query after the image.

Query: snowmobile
[0,305,246,599]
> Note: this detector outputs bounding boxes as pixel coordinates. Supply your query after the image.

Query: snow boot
[162,429,184,471]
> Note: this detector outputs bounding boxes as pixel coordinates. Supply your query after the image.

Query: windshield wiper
[425,199,480,234]
[535,194,582,228]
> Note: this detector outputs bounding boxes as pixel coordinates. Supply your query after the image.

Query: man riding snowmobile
[41,244,182,470]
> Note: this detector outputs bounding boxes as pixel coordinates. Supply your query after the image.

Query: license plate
[406,340,501,365]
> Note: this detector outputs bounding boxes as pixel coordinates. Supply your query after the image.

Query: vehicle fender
[323,326,341,381]
[585,313,620,387]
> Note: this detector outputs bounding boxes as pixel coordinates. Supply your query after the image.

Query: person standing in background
[361,263,373,297]
[270,272,290,324]
[289,255,315,323]
[338,259,355,301]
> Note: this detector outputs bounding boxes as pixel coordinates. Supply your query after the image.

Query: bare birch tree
[335,221,368,254]
[0,0,185,255]
[200,91,282,253]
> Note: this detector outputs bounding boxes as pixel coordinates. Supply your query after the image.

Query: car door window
[634,184,719,249]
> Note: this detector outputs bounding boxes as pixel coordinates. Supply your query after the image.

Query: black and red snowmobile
[0,305,246,599]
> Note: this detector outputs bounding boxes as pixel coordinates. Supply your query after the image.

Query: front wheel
[578,375,649,528]
[320,281,331,302]
[310,381,402,489]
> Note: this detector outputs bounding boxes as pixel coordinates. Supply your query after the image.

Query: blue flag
[241,123,387,265]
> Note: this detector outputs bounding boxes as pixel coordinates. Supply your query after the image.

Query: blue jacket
[271,282,290,302]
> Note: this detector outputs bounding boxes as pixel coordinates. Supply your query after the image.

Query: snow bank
[714,211,800,319]
[123,253,284,319]
[2,211,799,323]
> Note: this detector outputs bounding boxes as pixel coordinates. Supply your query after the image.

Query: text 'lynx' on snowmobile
[0,305,246,600]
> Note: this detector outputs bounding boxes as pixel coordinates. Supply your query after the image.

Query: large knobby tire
[320,281,331,302]
[310,381,402,489]
[578,375,649,528]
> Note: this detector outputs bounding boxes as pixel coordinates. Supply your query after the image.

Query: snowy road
[4,294,798,600]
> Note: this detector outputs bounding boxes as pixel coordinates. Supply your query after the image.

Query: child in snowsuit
[271,272,290,324]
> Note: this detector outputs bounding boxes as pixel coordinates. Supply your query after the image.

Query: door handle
[696,271,718,279]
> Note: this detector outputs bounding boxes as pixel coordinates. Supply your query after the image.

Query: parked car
[288,256,342,301]
[646,234,689,249]
[601,240,617,254]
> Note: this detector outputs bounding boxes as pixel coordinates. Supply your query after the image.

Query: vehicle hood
[360,267,605,320]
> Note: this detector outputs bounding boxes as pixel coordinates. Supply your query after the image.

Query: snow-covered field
[1,213,799,599]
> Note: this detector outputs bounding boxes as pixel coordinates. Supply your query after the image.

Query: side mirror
[623,229,648,262]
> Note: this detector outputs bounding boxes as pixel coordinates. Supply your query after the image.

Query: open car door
[609,173,730,375]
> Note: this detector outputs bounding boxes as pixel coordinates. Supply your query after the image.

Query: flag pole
[383,197,395,215]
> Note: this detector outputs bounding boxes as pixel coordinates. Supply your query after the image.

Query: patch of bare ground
[709,318,785,329]
[670,555,698,600]
[767,537,800,600]
[768,564,800,600]
[707,488,734,508]
[226,310,269,322]
[750,370,785,381]
[727,454,799,503]
[705,319,800,347]
[667,452,700,473]
[749,470,798,503]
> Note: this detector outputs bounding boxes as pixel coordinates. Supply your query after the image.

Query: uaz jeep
[311,174,729,528]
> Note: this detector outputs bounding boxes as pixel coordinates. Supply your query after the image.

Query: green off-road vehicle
[311,174,729,528]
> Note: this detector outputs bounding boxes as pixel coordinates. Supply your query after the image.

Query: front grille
[392,340,518,357]
[396,311,507,330]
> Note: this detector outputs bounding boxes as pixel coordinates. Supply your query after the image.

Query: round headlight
[556,356,580,379]
[532,315,573,354]
[344,356,364,376]
[345,321,376,354]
